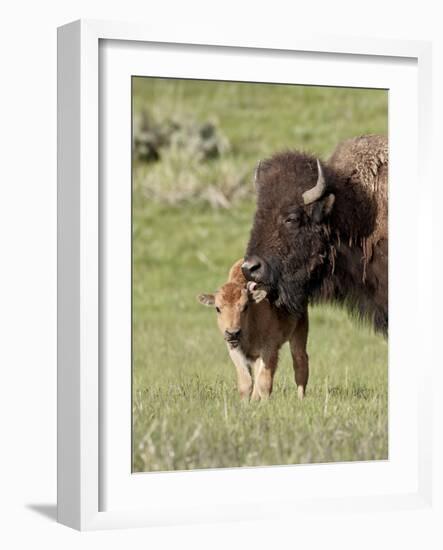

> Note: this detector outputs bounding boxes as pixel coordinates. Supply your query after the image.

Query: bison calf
[198,260,309,400]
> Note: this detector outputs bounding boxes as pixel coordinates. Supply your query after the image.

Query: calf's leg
[251,353,278,401]
[289,310,309,399]
[228,347,252,400]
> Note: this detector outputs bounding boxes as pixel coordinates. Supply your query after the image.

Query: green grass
[133,78,388,208]
[132,79,388,472]
[133,78,387,158]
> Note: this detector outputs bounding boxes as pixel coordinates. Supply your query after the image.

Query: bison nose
[242,256,263,281]
[225,329,241,340]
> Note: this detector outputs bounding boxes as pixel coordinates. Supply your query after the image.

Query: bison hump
[329,135,388,282]
[329,134,388,195]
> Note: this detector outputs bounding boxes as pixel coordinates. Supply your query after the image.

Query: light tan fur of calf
[198,259,309,400]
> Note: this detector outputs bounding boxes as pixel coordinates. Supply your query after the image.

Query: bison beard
[243,135,388,336]
[247,225,332,319]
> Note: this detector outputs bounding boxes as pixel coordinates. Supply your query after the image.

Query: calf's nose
[225,329,241,339]
[242,256,263,281]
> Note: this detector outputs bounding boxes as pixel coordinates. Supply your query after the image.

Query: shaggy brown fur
[227,258,247,285]
[244,135,388,335]
[329,134,388,279]
[198,260,309,400]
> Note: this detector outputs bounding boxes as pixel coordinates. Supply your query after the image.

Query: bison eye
[215,306,221,314]
[284,213,300,226]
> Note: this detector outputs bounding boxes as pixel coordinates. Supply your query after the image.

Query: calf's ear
[250,289,267,304]
[309,193,335,224]
[197,293,215,307]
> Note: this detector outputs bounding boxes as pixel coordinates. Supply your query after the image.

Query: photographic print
[132,78,388,472]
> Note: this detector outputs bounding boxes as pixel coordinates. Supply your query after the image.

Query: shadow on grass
[328,386,378,400]
[276,384,380,401]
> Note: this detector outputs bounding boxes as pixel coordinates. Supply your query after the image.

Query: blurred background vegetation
[132,77,388,472]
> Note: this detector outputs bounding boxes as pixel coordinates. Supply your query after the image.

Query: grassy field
[132,78,388,472]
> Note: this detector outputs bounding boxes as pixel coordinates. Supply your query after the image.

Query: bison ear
[309,193,335,224]
[197,293,215,307]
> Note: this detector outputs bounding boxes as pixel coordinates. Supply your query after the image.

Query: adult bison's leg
[251,353,278,401]
[228,347,252,400]
[290,310,309,399]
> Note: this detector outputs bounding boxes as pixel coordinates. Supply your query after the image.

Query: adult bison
[242,135,388,336]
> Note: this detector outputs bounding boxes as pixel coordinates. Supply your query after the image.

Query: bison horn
[302,159,327,205]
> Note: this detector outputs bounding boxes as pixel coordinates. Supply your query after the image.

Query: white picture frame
[57,19,434,531]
